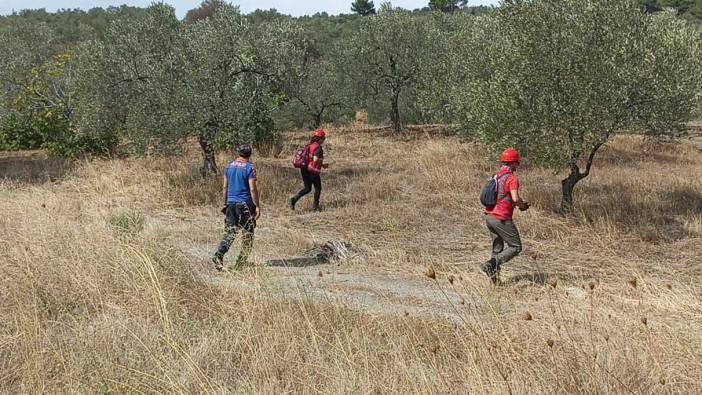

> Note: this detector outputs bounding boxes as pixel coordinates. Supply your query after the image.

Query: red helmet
[500,148,520,163]
[312,129,327,138]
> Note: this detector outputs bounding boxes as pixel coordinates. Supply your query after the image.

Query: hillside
[1,128,701,393]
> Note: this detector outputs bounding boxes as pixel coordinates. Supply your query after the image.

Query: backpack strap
[308,142,319,157]
[495,173,513,201]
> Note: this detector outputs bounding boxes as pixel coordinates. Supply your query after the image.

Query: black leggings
[294,169,322,208]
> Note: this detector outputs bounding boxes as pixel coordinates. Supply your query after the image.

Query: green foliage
[428,0,467,13]
[640,0,702,19]
[0,114,41,150]
[177,5,300,172]
[344,11,440,132]
[352,0,377,16]
[0,19,116,156]
[416,12,472,123]
[74,4,184,155]
[184,0,227,24]
[0,6,151,48]
[452,0,702,209]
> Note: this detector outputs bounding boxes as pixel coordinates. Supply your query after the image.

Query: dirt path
[168,207,593,326]
[187,243,482,325]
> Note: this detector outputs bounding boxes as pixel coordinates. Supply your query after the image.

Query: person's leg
[482,216,504,281]
[213,205,238,270]
[492,219,522,266]
[312,174,322,210]
[233,204,256,268]
[489,222,504,260]
[290,169,313,209]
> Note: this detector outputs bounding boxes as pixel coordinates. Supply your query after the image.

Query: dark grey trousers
[216,203,256,267]
[486,216,522,266]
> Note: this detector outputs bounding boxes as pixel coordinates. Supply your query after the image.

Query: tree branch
[581,141,604,179]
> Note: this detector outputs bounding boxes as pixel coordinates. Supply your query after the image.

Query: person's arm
[221,173,228,213]
[312,155,325,168]
[249,178,261,220]
[313,146,327,169]
[510,188,530,211]
[222,174,228,202]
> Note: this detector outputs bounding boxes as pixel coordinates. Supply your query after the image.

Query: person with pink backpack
[289,129,328,212]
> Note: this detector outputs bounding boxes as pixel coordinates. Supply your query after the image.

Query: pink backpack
[292,143,311,169]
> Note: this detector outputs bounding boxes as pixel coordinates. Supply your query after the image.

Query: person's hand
[255,206,261,221]
[519,202,531,211]
[322,164,329,169]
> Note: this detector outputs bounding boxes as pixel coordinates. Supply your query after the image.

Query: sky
[0,0,499,19]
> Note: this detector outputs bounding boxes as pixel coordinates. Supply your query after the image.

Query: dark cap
[237,144,253,157]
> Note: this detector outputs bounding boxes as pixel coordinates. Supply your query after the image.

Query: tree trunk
[559,142,605,214]
[560,168,583,214]
[312,107,324,129]
[389,88,402,134]
[198,126,218,177]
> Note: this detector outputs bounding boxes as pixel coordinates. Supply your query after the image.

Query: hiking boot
[288,196,296,211]
[481,258,499,284]
[312,205,321,212]
[212,254,224,271]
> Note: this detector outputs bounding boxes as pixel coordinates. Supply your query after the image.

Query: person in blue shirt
[212,144,261,271]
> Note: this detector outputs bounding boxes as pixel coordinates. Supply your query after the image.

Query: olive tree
[415,12,472,123]
[346,11,439,133]
[0,20,54,111]
[74,4,184,154]
[0,20,54,149]
[277,32,350,130]
[0,20,110,155]
[453,0,702,212]
[179,5,306,174]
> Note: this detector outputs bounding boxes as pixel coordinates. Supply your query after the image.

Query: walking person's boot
[480,258,499,285]
[213,227,236,272]
[288,196,297,211]
[212,253,224,272]
[232,232,254,270]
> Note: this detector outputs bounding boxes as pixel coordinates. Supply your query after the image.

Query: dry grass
[1,127,701,393]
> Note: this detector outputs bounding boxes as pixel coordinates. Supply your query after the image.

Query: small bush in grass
[109,211,145,236]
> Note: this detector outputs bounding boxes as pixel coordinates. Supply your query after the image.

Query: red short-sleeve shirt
[485,166,519,221]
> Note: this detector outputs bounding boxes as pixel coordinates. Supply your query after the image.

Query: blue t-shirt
[225,160,257,205]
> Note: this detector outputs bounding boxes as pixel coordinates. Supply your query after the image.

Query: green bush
[109,211,145,236]
[37,111,118,157]
[0,113,43,150]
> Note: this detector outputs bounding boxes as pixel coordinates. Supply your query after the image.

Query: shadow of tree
[574,184,702,242]
[598,144,693,167]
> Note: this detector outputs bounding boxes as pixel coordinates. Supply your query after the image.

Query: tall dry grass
[1,128,701,393]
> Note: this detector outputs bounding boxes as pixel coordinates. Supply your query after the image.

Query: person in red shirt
[481,148,530,284]
[288,129,329,211]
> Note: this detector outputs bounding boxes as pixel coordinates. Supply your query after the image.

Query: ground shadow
[505,271,588,286]
[575,184,702,242]
[266,242,351,268]
[265,257,329,267]
[0,151,73,184]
